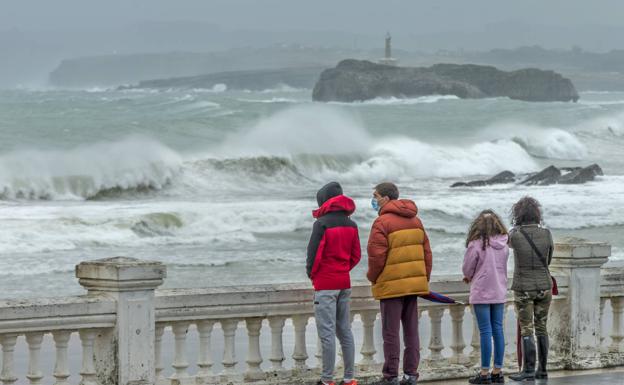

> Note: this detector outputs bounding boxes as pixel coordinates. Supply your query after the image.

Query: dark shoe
[509,336,536,382]
[316,381,335,385]
[535,335,549,379]
[468,373,491,384]
[490,372,504,383]
[374,378,400,385]
[399,375,417,385]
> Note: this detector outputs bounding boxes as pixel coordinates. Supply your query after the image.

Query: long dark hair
[466,209,509,250]
[511,196,542,226]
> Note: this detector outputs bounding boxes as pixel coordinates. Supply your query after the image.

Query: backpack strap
[518,227,549,271]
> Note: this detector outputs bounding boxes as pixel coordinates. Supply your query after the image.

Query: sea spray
[478,122,588,160]
[0,136,182,200]
[216,104,372,157]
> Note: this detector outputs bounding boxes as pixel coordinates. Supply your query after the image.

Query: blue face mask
[371,197,380,211]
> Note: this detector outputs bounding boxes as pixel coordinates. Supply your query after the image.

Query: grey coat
[510,224,554,292]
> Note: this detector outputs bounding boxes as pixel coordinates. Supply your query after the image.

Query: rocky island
[312,59,579,102]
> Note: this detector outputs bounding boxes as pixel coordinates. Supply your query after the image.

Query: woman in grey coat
[508,196,554,382]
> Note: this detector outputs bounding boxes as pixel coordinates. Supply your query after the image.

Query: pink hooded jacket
[462,234,509,304]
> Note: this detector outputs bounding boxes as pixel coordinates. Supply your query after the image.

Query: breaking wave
[0,137,182,200]
[480,122,588,160]
[1,105,607,201]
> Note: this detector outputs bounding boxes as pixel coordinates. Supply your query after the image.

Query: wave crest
[0,137,182,200]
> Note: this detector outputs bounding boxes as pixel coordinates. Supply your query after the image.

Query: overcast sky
[3,0,624,87]
[3,0,624,34]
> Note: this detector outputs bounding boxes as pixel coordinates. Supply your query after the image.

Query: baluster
[0,334,18,385]
[336,313,354,371]
[170,322,190,382]
[426,307,445,364]
[599,298,607,351]
[154,325,165,384]
[52,331,71,385]
[197,320,215,381]
[315,335,322,371]
[359,311,377,370]
[268,316,287,372]
[245,318,264,381]
[502,304,514,363]
[449,305,468,364]
[221,319,239,376]
[469,307,480,364]
[610,297,624,353]
[25,333,44,385]
[417,308,425,364]
[292,315,310,371]
[79,330,97,385]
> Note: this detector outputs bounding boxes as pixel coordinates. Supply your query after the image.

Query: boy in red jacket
[307,182,361,385]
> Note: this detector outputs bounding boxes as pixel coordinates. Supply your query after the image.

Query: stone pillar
[76,257,166,385]
[548,238,610,369]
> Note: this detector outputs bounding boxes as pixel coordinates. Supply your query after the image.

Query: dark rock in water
[313,60,579,103]
[560,167,583,173]
[520,165,562,185]
[451,170,516,188]
[485,171,516,185]
[559,164,604,184]
[453,164,603,188]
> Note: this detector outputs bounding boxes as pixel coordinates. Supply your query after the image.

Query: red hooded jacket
[306,183,361,290]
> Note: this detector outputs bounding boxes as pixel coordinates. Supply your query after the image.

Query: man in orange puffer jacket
[367,182,432,385]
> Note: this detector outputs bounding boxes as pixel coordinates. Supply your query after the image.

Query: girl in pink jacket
[462,210,509,384]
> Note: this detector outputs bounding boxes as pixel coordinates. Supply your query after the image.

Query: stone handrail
[0,240,621,385]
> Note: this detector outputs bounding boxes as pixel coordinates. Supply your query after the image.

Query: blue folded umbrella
[419,291,464,305]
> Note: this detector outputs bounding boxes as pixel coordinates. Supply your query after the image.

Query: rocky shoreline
[451,164,604,188]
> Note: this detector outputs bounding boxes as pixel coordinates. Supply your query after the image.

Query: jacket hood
[490,234,509,250]
[316,181,343,206]
[313,195,356,218]
[380,199,418,218]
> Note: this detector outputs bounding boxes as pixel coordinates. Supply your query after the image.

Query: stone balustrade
[0,240,622,385]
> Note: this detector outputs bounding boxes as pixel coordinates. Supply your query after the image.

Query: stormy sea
[1,87,623,298]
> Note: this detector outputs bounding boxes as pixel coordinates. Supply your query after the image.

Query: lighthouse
[378,32,398,66]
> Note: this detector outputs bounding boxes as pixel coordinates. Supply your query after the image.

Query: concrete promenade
[431,368,624,384]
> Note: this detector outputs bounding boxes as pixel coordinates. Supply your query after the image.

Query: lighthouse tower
[378,32,398,66]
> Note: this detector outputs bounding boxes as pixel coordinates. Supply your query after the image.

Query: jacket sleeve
[350,226,362,270]
[546,229,554,265]
[462,241,479,280]
[306,220,325,278]
[508,228,517,249]
[423,227,433,281]
[366,218,388,283]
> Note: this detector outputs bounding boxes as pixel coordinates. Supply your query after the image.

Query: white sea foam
[216,104,372,157]
[0,137,182,200]
[480,122,588,160]
[236,97,300,104]
[329,95,460,106]
[575,110,624,137]
[316,137,539,182]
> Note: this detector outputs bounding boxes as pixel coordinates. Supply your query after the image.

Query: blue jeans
[473,303,505,369]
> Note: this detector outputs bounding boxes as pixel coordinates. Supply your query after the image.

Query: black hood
[316,181,343,206]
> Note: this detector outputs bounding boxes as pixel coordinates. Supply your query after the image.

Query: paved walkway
[426,368,624,384]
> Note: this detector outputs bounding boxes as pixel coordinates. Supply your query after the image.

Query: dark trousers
[380,295,420,379]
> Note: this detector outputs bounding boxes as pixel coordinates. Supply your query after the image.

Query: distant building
[378,32,398,66]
